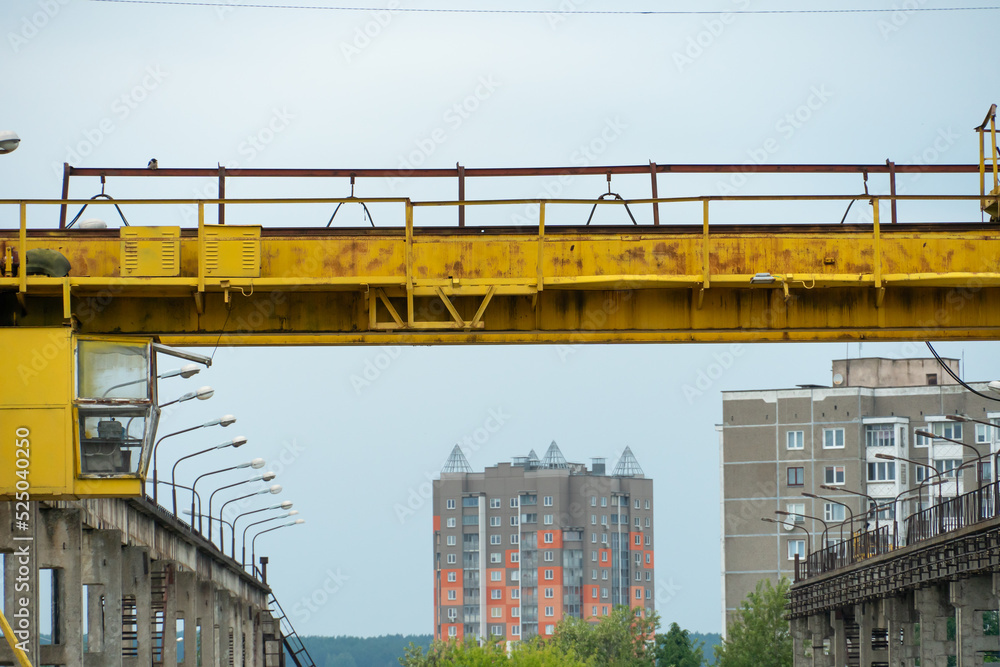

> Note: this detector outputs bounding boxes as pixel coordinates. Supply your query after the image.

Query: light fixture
[990,380,1000,394]
[0,131,20,154]
[159,385,214,408]
[159,364,202,380]
[267,484,282,495]
[236,458,266,470]
[215,436,248,450]
[78,219,107,229]
[279,500,293,510]
[750,272,776,284]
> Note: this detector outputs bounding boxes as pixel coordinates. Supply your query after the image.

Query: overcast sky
[3,0,1000,637]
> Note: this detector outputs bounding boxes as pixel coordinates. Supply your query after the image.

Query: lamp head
[285,510,299,517]
[219,414,236,427]
[989,380,1000,393]
[279,500,293,510]
[914,429,934,439]
[261,471,276,482]
[774,510,790,516]
[268,484,282,495]
[873,453,895,461]
[195,386,214,400]
[178,364,201,378]
[250,458,266,469]
[801,492,817,499]
[292,518,305,525]
[0,131,21,154]
[220,436,248,449]
[946,414,968,422]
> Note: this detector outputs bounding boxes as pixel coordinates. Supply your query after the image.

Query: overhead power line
[87,1,1000,15]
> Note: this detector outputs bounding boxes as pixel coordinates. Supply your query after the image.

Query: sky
[3,0,1000,637]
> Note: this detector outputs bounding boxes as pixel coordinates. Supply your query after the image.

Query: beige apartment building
[719,357,1000,629]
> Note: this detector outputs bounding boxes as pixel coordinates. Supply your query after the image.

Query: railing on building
[796,480,1000,581]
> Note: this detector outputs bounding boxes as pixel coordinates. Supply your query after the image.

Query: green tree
[398,636,587,666]
[550,606,659,667]
[655,622,704,667]
[714,578,791,667]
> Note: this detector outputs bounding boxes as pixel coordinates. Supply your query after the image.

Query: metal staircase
[267,594,316,667]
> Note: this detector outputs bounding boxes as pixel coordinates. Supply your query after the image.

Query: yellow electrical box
[983,185,1000,221]
[121,226,181,277]
[0,327,157,500]
[203,225,261,277]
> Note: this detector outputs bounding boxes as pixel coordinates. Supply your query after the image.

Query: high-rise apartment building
[719,357,999,629]
[432,442,654,642]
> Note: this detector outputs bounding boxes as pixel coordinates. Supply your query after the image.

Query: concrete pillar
[807,612,833,667]
[122,546,152,667]
[158,561,178,667]
[916,584,954,667]
[197,579,218,667]
[38,507,85,667]
[952,577,998,667]
[82,529,123,667]
[855,601,889,667]
[830,610,849,667]
[176,570,198,667]
[260,611,283,667]
[884,593,918,667]
[0,502,39,667]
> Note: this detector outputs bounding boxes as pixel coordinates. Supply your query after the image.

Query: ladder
[266,594,316,667]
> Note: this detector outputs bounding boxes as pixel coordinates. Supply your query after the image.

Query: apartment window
[601,515,608,526]
[491,571,502,582]
[646,589,652,600]
[635,589,642,600]
[511,571,520,581]
[490,624,503,636]
[511,552,519,563]
[510,498,518,508]
[591,515,597,525]
[865,424,895,448]
[544,551,554,562]
[490,498,501,509]
[601,497,608,507]
[490,516,501,527]
[823,428,845,449]
[446,517,456,528]
[592,533,597,543]
[448,626,457,637]
[635,571,642,581]
[634,553,642,565]
[543,515,553,525]
[644,517,650,528]
[935,459,962,479]
[543,533,553,544]
[544,588,554,599]
[634,517,641,528]
[646,572,651,581]
[447,554,456,564]
[787,430,804,450]
[601,551,608,562]
[591,550,597,562]
[511,590,520,600]
[787,539,806,560]
[645,535,650,546]
[601,534,608,544]
[446,499,456,510]
[645,553,651,564]
[869,499,895,520]
[463,515,479,526]
[543,496,553,506]
[634,499,641,510]
[915,465,931,483]
[591,569,597,581]
[491,589,502,599]
[787,467,804,486]
[544,569,554,580]
[545,625,555,636]
[932,422,963,440]
[511,625,520,636]
[447,609,457,621]
[463,497,479,507]
[447,535,456,546]
[644,500,650,510]
[867,461,896,482]
[591,496,597,507]
[824,466,845,486]
[447,572,456,582]
[510,516,519,526]
[602,570,608,580]
[490,553,502,563]
[447,590,457,601]
[601,588,609,600]
[592,605,598,616]
[634,535,641,546]
[785,502,805,524]
[823,503,845,522]
[510,535,519,545]
[544,606,554,617]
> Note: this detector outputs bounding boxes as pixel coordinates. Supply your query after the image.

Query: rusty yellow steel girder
[0,196,999,345]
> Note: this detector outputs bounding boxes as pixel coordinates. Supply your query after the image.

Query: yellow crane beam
[1,195,998,345]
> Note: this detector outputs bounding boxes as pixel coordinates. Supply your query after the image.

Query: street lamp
[182,510,234,557]
[802,492,854,542]
[251,519,304,577]
[190,458,266,531]
[216,484,282,549]
[776,509,830,549]
[232,501,293,551]
[159,385,214,408]
[150,415,236,504]
[0,131,20,154]
[915,429,986,490]
[820,484,882,532]
[990,381,1000,393]
[241,511,299,566]
[170,435,248,515]
[207,473,277,541]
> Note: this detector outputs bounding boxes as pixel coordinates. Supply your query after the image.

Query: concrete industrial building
[719,357,1000,629]
[432,442,654,642]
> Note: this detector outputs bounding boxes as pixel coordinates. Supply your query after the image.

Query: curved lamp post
[251,519,304,578]
[151,415,236,503]
[170,435,248,515]
[182,510,234,556]
[241,510,299,566]
[207,473,277,541]
[233,501,293,554]
[191,458,265,531]
[802,491,854,542]
[820,484,882,532]
[216,484,282,548]
[915,429,985,490]
[776,509,829,549]
[159,385,214,409]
